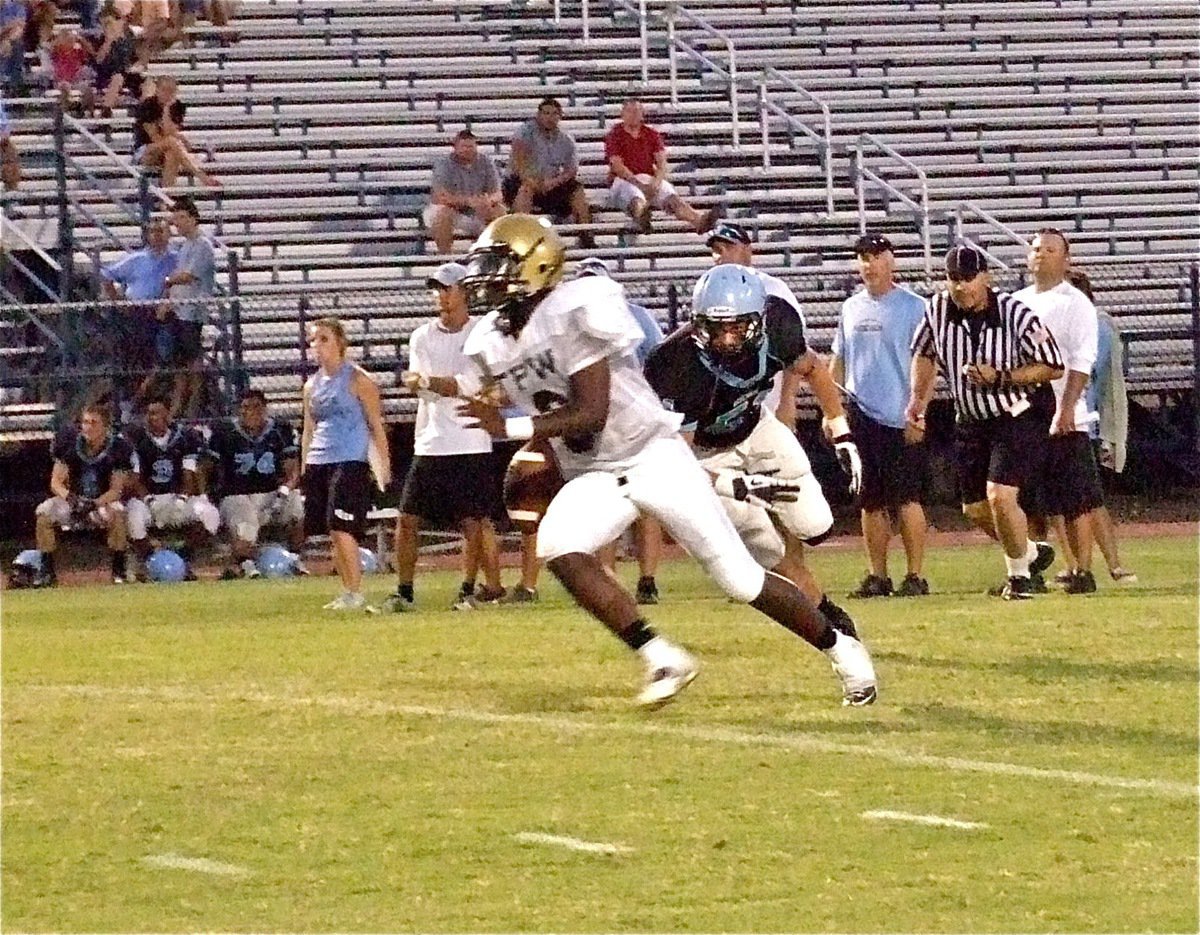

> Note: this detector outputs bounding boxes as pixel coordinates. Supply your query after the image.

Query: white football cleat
[323,592,378,613]
[825,630,878,707]
[636,642,699,710]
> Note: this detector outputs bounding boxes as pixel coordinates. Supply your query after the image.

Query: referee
[904,244,1064,600]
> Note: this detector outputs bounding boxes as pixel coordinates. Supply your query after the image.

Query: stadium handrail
[756,66,833,214]
[854,134,932,275]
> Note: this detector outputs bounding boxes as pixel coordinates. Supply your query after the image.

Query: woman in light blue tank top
[301,318,392,612]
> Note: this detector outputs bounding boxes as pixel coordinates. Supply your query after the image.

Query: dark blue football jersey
[643,296,808,448]
[51,430,135,499]
[126,423,204,495]
[207,417,298,495]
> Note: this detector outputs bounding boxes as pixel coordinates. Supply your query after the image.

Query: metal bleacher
[0,0,1195,441]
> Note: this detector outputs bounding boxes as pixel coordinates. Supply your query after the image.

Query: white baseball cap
[426,262,468,288]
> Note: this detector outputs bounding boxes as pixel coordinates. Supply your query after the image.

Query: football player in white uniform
[415,214,876,708]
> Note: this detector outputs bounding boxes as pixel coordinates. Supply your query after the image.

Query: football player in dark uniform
[206,389,304,578]
[32,404,133,585]
[124,397,219,579]
[644,263,862,637]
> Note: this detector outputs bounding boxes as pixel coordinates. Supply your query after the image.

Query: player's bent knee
[702,551,766,603]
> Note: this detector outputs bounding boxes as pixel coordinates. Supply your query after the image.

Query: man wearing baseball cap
[388,259,506,612]
[832,233,931,599]
[906,243,1065,600]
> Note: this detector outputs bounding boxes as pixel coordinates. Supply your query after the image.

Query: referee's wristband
[504,416,535,440]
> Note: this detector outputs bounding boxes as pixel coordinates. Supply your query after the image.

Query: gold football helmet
[461,214,566,335]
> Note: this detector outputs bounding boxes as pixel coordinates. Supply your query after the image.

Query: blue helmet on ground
[9,549,43,588]
[146,548,186,583]
[358,547,379,574]
[691,263,766,357]
[257,544,299,579]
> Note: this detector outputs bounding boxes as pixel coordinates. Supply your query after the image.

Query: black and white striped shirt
[912,288,1063,421]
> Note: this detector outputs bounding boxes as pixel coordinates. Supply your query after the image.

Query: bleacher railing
[665,6,740,150]
[950,201,1033,272]
[756,66,833,216]
[853,133,932,276]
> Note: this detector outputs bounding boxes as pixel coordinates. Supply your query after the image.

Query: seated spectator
[32,403,133,586]
[172,0,233,45]
[501,97,594,248]
[206,388,305,579]
[101,216,178,416]
[47,27,95,113]
[133,74,218,188]
[91,4,139,113]
[423,129,505,255]
[0,0,26,93]
[134,0,181,67]
[0,97,19,189]
[605,97,719,235]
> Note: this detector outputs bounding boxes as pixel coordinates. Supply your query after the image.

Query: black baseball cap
[706,221,751,247]
[854,232,893,256]
[945,243,989,281]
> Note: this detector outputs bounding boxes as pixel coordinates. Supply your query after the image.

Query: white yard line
[29,683,1199,800]
[142,853,249,877]
[862,809,989,830]
[514,832,632,854]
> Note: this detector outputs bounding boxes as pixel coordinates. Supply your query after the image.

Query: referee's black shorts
[1025,431,1104,520]
[847,401,927,512]
[399,453,500,527]
[303,460,373,540]
[953,405,1051,506]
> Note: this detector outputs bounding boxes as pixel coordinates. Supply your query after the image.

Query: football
[502,438,564,534]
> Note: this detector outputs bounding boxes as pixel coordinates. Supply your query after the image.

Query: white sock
[1005,550,1031,578]
[1025,540,1039,563]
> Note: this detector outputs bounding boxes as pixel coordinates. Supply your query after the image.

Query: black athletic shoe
[849,573,893,599]
[475,585,507,604]
[999,575,1036,600]
[636,576,659,605]
[895,573,930,597]
[1064,569,1097,594]
[1030,572,1049,594]
[820,597,859,640]
[381,590,415,613]
[1030,542,1055,577]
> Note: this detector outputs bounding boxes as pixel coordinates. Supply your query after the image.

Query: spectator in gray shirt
[163,195,214,417]
[501,97,594,249]
[422,129,505,255]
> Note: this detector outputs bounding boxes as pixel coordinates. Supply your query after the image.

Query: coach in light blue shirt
[101,217,178,303]
[831,232,931,599]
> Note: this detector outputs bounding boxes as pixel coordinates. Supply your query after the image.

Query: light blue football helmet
[146,548,186,583]
[9,549,43,588]
[691,264,766,357]
[358,547,379,574]
[257,543,299,578]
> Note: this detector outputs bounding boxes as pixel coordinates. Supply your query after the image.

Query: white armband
[504,416,535,440]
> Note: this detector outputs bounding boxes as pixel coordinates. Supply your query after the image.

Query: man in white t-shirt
[1013,229,1103,594]
[384,262,505,611]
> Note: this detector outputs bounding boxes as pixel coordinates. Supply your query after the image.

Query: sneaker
[848,573,893,599]
[323,592,378,613]
[637,648,699,710]
[1064,569,1097,594]
[32,571,58,588]
[240,558,261,580]
[819,597,858,640]
[634,202,653,234]
[894,574,929,597]
[635,576,659,605]
[381,590,414,613]
[451,594,478,611]
[1110,567,1138,584]
[475,585,507,604]
[183,567,198,582]
[1053,568,1074,585]
[292,561,311,577]
[499,585,539,604]
[1030,572,1049,594]
[1030,542,1055,577]
[998,575,1036,600]
[824,631,877,707]
[112,574,127,585]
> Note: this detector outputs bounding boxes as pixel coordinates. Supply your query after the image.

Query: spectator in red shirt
[604,97,719,235]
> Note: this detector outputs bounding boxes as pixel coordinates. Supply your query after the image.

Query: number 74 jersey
[459,275,683,478]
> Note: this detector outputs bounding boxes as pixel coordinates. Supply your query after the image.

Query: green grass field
[3,535,1197,933]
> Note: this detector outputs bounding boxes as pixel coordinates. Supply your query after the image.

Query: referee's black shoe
[999,575,1036,600]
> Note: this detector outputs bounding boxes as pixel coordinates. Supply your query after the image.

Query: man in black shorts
[501,97,594,249]
[905,244,1064,600]
[387,262,505,611]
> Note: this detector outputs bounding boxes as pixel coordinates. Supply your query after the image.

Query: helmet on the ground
[691,264,766,358]
[257,544,299,578]
[146,548,186,583]
[9,549,43,588]
[461,214,565,336]
[358,547,379,574]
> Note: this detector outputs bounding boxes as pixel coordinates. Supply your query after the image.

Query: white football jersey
[459,275,683,477]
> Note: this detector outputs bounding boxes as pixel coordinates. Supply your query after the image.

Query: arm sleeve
[102,253,132,284]
[430,155,450,191]
[1017,309,1064,368]
[764,298,808,364]
[911,309,937,359]
[1063,296,1099,375]
[563,134,578,172]
[407,328,429,376]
